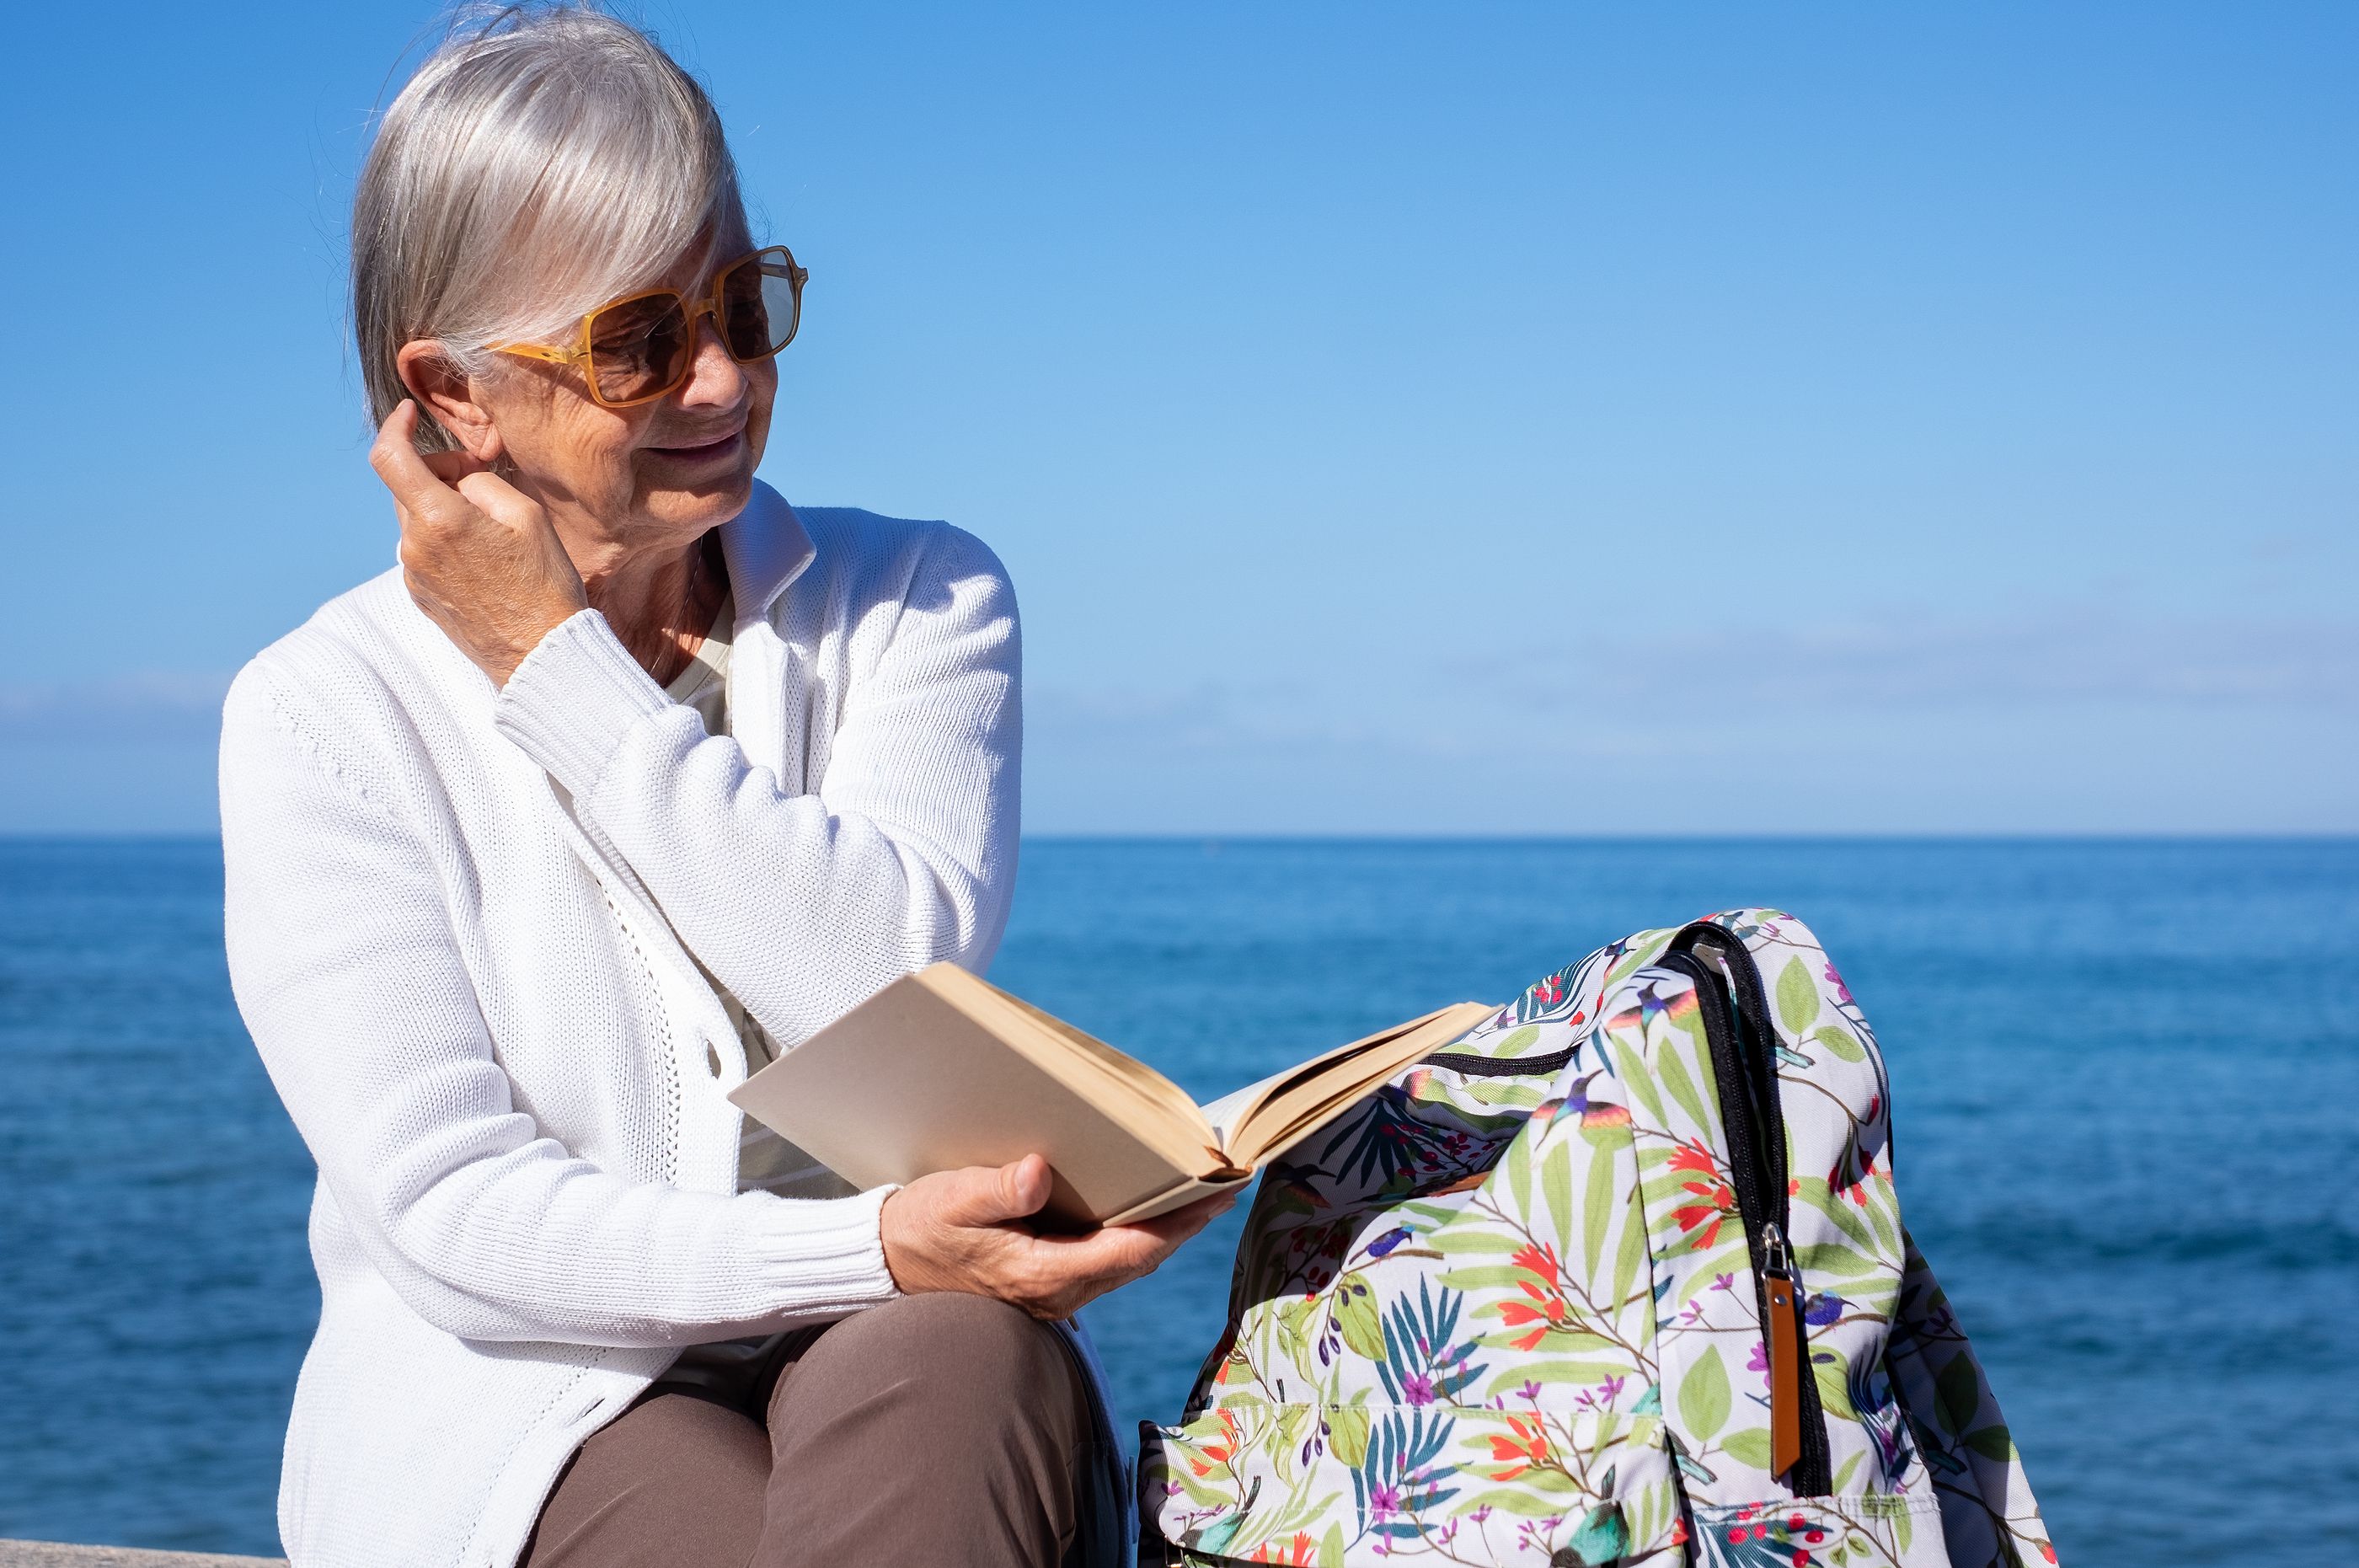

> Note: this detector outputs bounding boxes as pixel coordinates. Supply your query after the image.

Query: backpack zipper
[1661,932,1832,1496]
[1420,1044,1581,1078]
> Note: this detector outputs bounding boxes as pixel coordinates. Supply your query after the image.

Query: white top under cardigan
[219,484,1083,1567]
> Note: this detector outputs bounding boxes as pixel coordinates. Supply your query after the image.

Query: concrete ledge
[0,1544,284,1567]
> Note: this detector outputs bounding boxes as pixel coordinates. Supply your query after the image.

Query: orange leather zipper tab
[1765,1268,1802,1480]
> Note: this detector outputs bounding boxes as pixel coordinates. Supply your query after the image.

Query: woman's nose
[673,318,749,408]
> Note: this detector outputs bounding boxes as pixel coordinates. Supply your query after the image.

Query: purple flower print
[1400,1372,1438,1406]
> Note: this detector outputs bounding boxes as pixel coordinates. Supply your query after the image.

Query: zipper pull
[1760,1222,1803,1482]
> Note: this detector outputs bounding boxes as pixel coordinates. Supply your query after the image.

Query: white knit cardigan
[219,484,1055,1567]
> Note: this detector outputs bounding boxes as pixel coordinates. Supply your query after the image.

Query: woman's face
[417,247,778,555]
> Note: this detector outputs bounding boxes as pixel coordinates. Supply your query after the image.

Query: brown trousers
[522,1292,1105,1568]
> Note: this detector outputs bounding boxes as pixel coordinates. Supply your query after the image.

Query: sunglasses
[491,246,807,409]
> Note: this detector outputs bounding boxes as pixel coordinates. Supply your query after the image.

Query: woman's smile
[645,425,746,468]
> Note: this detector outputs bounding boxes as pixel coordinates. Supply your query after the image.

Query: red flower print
[1249,1531,1315,1564]
[1672,1166,1736,1251]
[1666,1138,1718,1176]
[1188,1410,1241,1477]
[1484,1415,1549,1480]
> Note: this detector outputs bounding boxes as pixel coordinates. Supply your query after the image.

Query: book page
[1223,1001,1497,1168]
[1197,1061,1308,1148]
[1196,1016,1434,1146]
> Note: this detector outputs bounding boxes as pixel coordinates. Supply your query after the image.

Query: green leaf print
[1482,1359,1637,1396]
[1334,1282,1387,1360]
[1581,1140,1614,1278]
[1437,1264,1553,1292]
[1678,1345,1732,1438]
[1811,1024,1865,1062]
[1655,1046,1714,1134]
[1271,1405,1310,1482]
[1611,1038,1666,1124]
[1489,1025,1539,1059]
[1461,1078,1547,1109]
[1795,1177,1882,1255]
[1814,1351,1858,1421]
[1545,1139,1578,1256]
[1426,1228,1524,1255]
[1795,1239,1883,1279]
[1328,1403,1371,1468]
[1505,1117,1536,1209]
[1935,1351,1983,1434]
[1964,1423,2016,1461]
[1611,1184,1649,1315]
[1720,1426,1773,1469]
[1452,1485,1565,1520]
[1777,956,1821,1035]
[1676,1243,1752,1305]
[1793,1244,1887,1282]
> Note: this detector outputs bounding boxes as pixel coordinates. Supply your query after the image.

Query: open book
[729,963,1495,1228]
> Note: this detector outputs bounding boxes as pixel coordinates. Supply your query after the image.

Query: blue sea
[2,837,2354,1564]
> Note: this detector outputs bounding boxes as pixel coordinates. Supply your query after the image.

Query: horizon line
[2,829,2354,845]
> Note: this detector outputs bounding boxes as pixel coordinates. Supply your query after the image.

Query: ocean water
[1,837,2353,1564]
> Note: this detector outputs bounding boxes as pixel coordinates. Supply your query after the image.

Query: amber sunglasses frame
[490,245,809,409]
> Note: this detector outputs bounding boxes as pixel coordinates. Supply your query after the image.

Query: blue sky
[2,2,2351,833]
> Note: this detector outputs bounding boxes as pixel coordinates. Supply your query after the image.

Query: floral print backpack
[1140,909,2055,1568]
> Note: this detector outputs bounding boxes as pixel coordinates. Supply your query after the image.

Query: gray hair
[352,4,749,446]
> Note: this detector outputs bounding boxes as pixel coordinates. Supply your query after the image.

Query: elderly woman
[218,9,1225,1567]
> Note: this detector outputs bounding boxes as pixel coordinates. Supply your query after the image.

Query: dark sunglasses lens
[718,254,800,361]
[586,293,691,403]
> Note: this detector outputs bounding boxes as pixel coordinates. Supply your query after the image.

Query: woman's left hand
[880,1154,1238,1319]
[371,399,588,685]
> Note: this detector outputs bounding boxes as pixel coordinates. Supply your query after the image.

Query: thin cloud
[0,672,234,746]
[1461,614,2359,712]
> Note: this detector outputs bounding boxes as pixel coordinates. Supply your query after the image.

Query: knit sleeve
[490,522,1020,1046]
[219,661,901,1346]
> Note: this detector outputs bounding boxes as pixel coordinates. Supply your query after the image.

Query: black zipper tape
[1419,1046,1581,1078]
[1661,926,1834,1496]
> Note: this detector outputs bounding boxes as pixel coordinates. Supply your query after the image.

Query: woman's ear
[395,340,506,463]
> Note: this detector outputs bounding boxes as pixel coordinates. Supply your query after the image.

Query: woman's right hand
[880,1154,1237,1319]
[370,399,589,687]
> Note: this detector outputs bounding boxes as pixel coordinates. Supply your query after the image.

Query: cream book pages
[728,964,1493,1228]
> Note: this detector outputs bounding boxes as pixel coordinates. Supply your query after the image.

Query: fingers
[1147,1186,1245,1235]
[452,468,550,533]
[1027,1195,1233,1284]
[883,1159,1237,1319]
[940,1154,1055,1228]
[369,400,472,524]
[420,447,493,484]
